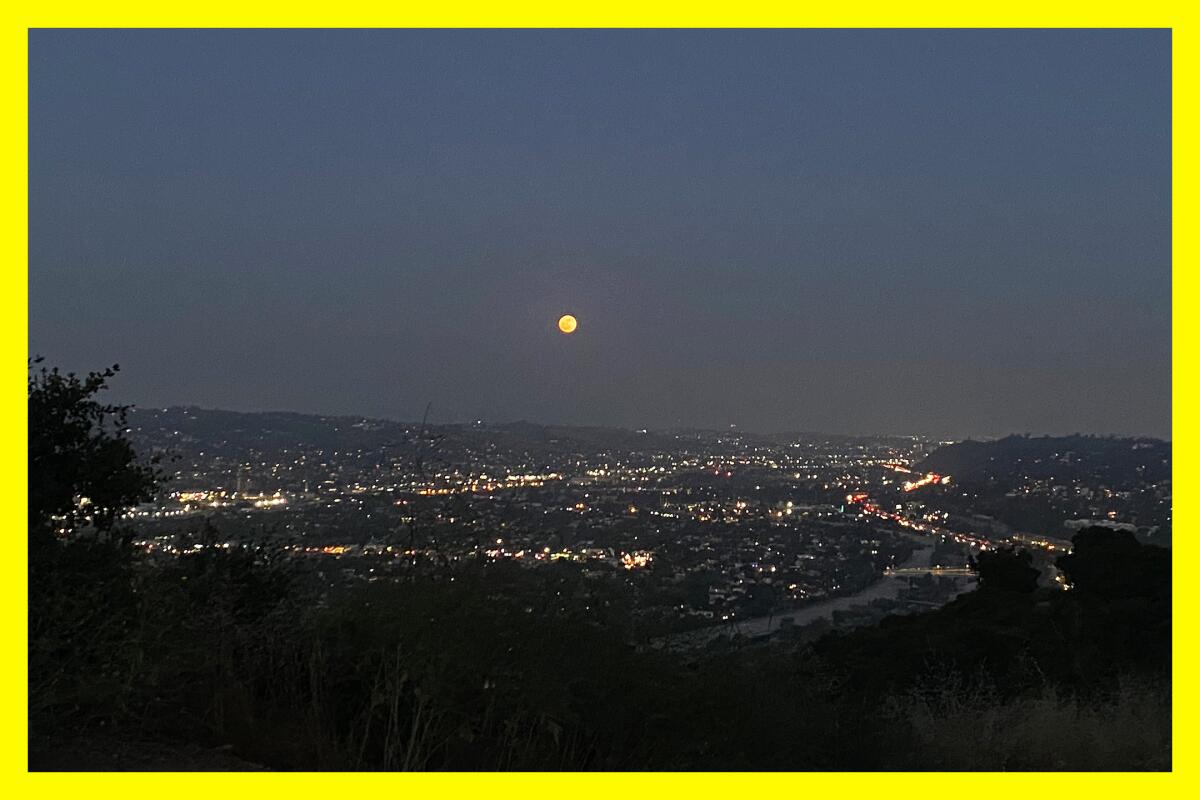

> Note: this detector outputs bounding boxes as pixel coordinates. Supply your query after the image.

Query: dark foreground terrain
[29,524,1170,771]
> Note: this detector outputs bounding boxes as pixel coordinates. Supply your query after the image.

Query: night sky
[29,29,1171,438]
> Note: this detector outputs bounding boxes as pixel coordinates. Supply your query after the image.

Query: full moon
[557,314,578,334]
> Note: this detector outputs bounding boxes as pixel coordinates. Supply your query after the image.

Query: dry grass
[885,676,1170,770]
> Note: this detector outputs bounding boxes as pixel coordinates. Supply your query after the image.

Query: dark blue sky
[29,29,1171,438]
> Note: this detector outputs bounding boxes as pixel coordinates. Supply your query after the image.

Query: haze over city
[28,28,1171,439]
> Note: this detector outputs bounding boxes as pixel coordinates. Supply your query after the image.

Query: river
[660,535,970,649]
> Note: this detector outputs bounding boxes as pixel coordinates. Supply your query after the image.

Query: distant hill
[126,406,687,463]
[914,435,1170,544]
[918,434,1170,487]
[126,406,921,460]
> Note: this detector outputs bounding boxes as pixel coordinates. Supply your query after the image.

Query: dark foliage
[30,525,1171,770]
[28,359,161,738]
[1057,527,1171,602]
[970,547,1040,593]
[28,358,158,537]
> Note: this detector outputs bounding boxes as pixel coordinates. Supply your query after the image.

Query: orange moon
[557,314,578,334]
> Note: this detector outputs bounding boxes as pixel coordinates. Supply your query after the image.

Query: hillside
[919,434,1170,487]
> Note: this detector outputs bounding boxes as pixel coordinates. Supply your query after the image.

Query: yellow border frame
[3,3,1189,795]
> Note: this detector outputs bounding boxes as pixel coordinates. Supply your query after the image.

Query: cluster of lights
[621,551,653,570]
[253,496,288,508]
[901,473,951,492]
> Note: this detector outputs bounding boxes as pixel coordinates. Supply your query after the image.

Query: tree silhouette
[1056,526,1170,601]
[969,547,1039,593]
[28,358,158,540]
[29,359,161,734]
